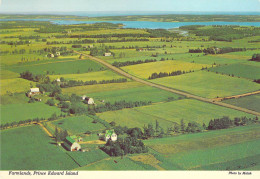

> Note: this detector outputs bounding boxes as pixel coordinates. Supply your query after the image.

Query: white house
[48,53,54,58]
[86,97,95,105]
[27,88,40,97]
[104,52,112,57]
[63,136,81,151]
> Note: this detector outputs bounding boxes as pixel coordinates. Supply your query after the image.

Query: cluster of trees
[112,59,157,67]
[148,70,193,80]
[37,83,61,97]
[54,127,69,143]
[189,47,246,54]
[93,100,152,113]
[100,137,148,156]
[146,29,178,38]
[20,71,50,83]
[208,116,257,130]
[60,78,127,88]
[251,54,260,62]
[69,33,150,38]
[96,38,149,43]
[90,47,113,56]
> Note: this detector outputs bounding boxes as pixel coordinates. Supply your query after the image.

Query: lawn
[151,71,260,98]
[0,125,79,170]
[7,59,106,75]
[51,115,106,134]
[88,86,183,103]
[97,99,254,129]
[223,94,260,113]
[209,62,260,80]
[122,60,211,79]
[62,81,144,95]
[1,103,62,124]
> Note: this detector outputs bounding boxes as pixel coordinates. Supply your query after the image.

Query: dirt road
[73,50,260,116]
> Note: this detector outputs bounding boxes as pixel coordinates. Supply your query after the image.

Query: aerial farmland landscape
[0,0,260,174]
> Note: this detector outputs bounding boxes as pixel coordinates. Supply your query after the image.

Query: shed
[63,136,81,151]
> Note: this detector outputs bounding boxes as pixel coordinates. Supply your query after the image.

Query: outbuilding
[63,136,81,151]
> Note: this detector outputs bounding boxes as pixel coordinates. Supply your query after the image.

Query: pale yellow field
[62,81,144,95]
[49,70,125,81]
[122,60,212,78]
[1,78,36,95]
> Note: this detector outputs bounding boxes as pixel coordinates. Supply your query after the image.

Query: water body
[1,19,260,29]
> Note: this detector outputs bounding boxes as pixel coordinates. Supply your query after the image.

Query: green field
[151,71,260,98]
[98,99,254,128]
[88,86,183,103]
[209,62,260,80]
[122,60,211,79]
[144,124,260,170]
[223,94,260,113]
[7,59,105,75]
[51,116,106,134]
[1,103,61,124]
[1,78,36,95]
[1,125,78,170]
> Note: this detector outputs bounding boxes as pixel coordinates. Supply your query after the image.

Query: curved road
[73,50,260,117]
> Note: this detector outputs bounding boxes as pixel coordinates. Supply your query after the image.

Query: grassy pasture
[145,124,260,170]
[223,94,260,113]
[97,99,253,129]
[62,81,144,95]
[0,70,19,79]
[51,116,106,134]
[0,93,28,105]
[209,62,260,80]
[151,71,260,98]
[1,103,61,124]
[88,86,183,103]
[8,59,105,75]
[0,125,79,170]
[1,78,36,95]
[49,70,125,81]
[122,60,211,79]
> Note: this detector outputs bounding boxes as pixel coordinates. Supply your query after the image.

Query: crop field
[51,116,106,134]
[62,81,144,95]
[223,94,260,113]
[1,103,61,124]
[66,149,109,167]
[151,71,260,98]
[144,124,260,170]
[7,59,105,75]
[77,157,155,170]
[0,93,28,105]
[49,70,124,81]
[121,60,211,79]
[1,78,36,95]
[88,86,183,103]
[0,125,78,170]
[98,99,253,128]
[209,62,260,80]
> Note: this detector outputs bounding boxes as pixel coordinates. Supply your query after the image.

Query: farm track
[213,90,260,101]
[38,123,53,137]
[73,50,260,117]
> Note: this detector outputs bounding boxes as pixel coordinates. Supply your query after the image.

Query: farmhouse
[48,53,54,58]
[27,88,40,97]
[82,96,95,105]
[104,52,112,57]
[100,130,117,142]
[63,136,81,151]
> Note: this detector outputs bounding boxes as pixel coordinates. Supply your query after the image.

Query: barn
[63,136,81,151]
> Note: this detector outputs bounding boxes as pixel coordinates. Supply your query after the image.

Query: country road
[73,50,260,117]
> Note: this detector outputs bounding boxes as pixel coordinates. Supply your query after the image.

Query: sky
[0,0,259,13]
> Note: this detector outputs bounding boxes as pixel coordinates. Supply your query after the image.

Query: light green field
[0,93,28,105]
[1,78,36,95]
[1,125,78,170]
[7,59,105,75]
[62,81,144,95]
[151,71,260,98]
[49,70,125,81]
[122,60,211,79]
[144,124,260,170]
[224,94,260,113]
[209,62,260,80]
[98,99,254,128]
[51,116,106,134]
[1,103,62,124]
[88,86,183,103]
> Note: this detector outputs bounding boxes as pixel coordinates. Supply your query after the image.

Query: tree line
[189,47,247,54]
[148,70,194,80]
[112,59,157,67]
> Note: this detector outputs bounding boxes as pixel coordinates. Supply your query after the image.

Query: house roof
[30,88,39,92]
[105,129,115,138]
[65,136,75,145]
